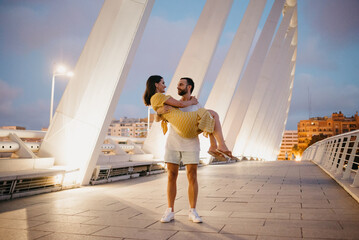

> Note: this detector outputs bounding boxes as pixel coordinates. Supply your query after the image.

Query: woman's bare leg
[208,134,217,152]
[208,110,229,152]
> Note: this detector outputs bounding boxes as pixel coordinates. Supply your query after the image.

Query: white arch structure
[38,0,297,185]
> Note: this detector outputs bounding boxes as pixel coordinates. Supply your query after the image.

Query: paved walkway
[1,160,359,240]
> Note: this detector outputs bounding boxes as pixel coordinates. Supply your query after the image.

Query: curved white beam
[233,4,296,157]
[221,0,286,152]
[143,0,233,158]
[38,0,155,185]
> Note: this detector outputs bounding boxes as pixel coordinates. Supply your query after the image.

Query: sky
[0,0,358,130]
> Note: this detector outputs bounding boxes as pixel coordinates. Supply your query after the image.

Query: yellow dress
[151,93,215,138]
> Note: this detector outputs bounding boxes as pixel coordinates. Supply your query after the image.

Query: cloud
[302,0,359,46]
[18,99,50,129]
[114,103,148,120]
[0,0,103,130]
[0,79,22,116]
[116,16,198,117]
[0,3,199,128]
[0,79,49,129]
[289,0,359,128]
[125,16,196,88]
[297,35,337,70]
[121,14,238,112]
[0,97,49,130]
[0,0,103,54]
[288,72,359,129]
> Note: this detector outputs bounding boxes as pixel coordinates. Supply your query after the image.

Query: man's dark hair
[181,77,194,93]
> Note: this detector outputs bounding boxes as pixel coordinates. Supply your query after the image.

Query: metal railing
[302,130,359,189]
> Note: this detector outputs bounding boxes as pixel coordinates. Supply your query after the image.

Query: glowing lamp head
[55,65,67,74]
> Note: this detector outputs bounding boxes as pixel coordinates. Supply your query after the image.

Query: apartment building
[108,115,155,138]
[278,130,298,160]
[297,111,359,148]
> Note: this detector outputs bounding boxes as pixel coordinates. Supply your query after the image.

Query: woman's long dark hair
[143,75,163,106]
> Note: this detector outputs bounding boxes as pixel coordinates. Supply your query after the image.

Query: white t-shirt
[165,103,202,152]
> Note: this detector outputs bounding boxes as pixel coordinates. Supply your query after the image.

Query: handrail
[302,129,359,190]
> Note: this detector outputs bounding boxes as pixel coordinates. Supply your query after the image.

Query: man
[157,77,203,223]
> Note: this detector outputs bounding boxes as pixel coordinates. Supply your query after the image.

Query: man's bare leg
[167,163,179,211]
[186,164,198,208]
[186,163,203,223]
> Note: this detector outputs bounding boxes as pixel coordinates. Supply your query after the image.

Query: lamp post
[49,65,73,124]
[147,106,151,132]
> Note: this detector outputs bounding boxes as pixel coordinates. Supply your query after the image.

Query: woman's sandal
[207,150,227,162]
[216,149,240,161]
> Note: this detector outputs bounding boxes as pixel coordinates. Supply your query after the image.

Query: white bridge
[0,0,299,198]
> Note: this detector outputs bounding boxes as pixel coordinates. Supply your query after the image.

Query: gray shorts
[164,149,200,165]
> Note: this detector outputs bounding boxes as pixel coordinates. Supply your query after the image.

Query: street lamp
[147,106,151,132]
[49,64,74,124]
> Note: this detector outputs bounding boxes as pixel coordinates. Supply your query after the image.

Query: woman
[143,75,236,159]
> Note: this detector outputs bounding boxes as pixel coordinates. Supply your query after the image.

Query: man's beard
[178,88,188,96]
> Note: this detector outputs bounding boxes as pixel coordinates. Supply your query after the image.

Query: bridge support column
[221,0,286,152]
[232,4,296,158]
[143,0,233,158]
[39,0,154,185]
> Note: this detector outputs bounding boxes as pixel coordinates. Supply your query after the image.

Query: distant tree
[308,134,328,147]
[293,134,329,157]
[292,144,300,155]
[292,144,306,156]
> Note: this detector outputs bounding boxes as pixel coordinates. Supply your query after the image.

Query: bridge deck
[1,160,359,239]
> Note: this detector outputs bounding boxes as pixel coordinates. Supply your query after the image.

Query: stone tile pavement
[0,160,359,239]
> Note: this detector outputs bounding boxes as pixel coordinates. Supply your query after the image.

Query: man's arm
[154,114,163,122]
[164,96,198,108]
[155,105,172,122]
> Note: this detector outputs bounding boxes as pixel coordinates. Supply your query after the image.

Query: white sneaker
[188,208,202,223]
[160,208,174,223]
